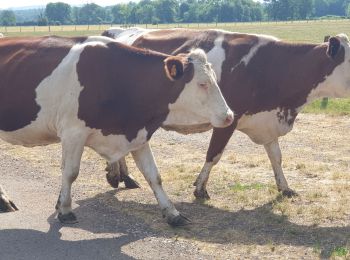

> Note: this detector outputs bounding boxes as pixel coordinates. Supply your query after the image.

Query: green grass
[303,98,350,115]
[229,182,267,192]
[331,246,349,258]
[2,19,350,42]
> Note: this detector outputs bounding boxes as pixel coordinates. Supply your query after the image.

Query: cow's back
[110,28,344,143]
[0,36,90,146]
[0,37,84,132]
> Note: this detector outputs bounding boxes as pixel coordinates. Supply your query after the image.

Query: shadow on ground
[1,190,349,259]
[73,190,349,258]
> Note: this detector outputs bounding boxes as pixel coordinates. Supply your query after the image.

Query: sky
[1,0,133,9]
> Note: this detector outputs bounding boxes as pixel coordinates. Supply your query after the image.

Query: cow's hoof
[106,173,120,188]
[281,189,298,198]
[58,212,78,224]
[167,214,191,227]
[123,175,140,189]
[194,189,210,200]
[0,198,18,212]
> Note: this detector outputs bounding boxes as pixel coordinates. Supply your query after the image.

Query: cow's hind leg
[264,139,298,197]
[106,157,140,189]
[105,161,121,188]
[0,185,18,212]
[194,125,235,200]
[56,131,86,224]
[132,143,190,226]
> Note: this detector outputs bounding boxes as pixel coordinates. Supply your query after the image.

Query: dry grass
[1,113,350,258]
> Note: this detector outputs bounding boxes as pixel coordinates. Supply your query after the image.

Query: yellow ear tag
[170,64,177,77]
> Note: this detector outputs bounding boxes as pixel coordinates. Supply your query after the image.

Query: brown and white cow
[103,27,350,199]
[0,35,233,226]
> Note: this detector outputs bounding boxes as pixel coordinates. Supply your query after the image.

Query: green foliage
[37,11,48,26]
[0,10,16,26]
[265,0,314,20]
[45,2,72,24]
[13,9,42,24]
[5,0,350,25]
[77,3,110,24]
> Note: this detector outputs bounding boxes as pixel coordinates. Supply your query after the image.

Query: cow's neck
[163,109,209,126]
[297,44,348,109]
[240,42,346,116]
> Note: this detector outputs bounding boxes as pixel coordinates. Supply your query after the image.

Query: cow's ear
[164,57,184,81]
[327,37,341,58]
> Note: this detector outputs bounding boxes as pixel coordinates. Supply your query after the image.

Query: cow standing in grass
[103,28,350,199]
[0,35,233,226]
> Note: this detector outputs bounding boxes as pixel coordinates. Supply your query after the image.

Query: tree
[45,2,71,24]
[71,6,80,24]
[295,0,314,19]
[37,11,48,26]
[135,3,157,24]
[347,2,350,16]
[78,3,106,24]
[0,10,16,26]
[155,0,178,23]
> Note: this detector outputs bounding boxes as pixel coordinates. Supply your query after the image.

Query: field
[2,19,350,42]
[0,21,350,259]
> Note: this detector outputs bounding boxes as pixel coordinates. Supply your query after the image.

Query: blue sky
[2,0,134,9]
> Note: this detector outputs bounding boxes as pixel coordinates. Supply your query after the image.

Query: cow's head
[322,33,350,97]
[163,49,233,128]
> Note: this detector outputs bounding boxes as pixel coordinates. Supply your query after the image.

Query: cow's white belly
[0,119,149,163]
[237,109,295,145]
[85,128,148,162]
[0,126,59,147]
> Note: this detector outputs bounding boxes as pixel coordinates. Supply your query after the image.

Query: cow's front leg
[56,131,86,224]
[194,124,235,199]
[131,143,190,226]
[0,185,18,212]
[105,157,140,189]
[264,139,297,197]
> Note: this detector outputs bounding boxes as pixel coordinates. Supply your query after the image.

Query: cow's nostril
[225,112,234,125]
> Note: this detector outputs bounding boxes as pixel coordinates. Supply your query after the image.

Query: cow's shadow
[67,190,349,258]
[1,190,348,259]
[0,222,136,260]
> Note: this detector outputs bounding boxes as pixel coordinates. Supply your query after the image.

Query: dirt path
[0,154,210,260]
[0,113,349,259]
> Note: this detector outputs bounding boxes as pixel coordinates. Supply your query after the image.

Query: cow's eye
[198,83,208,90]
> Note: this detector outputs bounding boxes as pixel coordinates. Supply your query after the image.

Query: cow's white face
[335,34,350,94]
[314,34,350,99]
[307,34,350,102]
[164,49,233,128]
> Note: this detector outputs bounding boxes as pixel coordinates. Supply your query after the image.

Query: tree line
[1,0,350,26]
